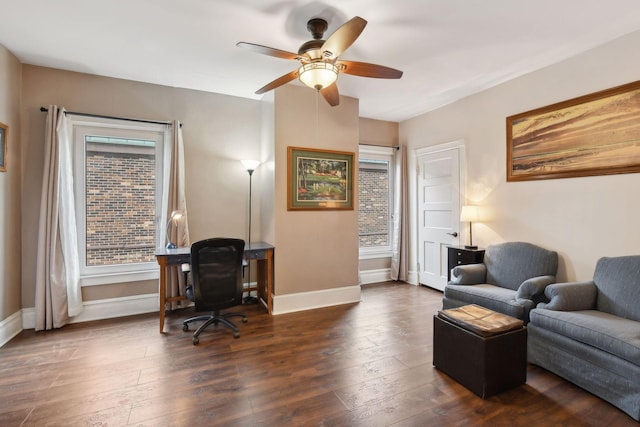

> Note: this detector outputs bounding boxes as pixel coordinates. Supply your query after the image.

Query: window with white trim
[72,117,168,286]
[358,145,394,259]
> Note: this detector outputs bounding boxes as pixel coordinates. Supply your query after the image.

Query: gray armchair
[443,241,558,323]
[528,256,640,421]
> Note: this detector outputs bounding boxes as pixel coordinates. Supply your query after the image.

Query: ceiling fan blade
[338,60,403,79]
[321,83,340,106]
[321,16,367,59]
[255,69,299,94]
[236,42,304,61]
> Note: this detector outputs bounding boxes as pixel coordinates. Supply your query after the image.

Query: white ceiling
[3,0,640,122]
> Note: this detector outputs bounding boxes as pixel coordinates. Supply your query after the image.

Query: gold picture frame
[0,122,7,172]
[287,146,354,210]
[507,80,640,181]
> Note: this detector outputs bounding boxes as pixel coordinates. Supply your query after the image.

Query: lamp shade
[165,210,185,249]
[169,210,184,221]
[298,62,338,90]
[241,159,260,172]
[460,205,479,222]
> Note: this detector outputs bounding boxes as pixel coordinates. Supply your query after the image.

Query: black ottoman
[433,304,527,398]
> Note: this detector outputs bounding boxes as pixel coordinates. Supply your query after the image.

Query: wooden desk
[155,242,275,333]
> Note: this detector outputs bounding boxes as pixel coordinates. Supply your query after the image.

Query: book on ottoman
[437,304,524,337]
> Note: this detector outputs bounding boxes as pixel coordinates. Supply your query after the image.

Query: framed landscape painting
[507,80,640,181]
[0,122,7,172]
[287,146,354,210]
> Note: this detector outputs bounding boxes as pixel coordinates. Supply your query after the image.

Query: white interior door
[417,144,464,291]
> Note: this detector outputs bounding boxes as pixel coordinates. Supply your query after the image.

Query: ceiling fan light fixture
[238,16,401,105]
[298,61,338,90]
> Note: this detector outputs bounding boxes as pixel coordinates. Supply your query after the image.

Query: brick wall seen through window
[358,160,390,247]
[85,140,156,266]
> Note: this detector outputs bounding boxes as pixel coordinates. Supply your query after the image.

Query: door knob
[447,232,458,237]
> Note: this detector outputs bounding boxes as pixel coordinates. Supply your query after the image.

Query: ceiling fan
[236,16,403,106]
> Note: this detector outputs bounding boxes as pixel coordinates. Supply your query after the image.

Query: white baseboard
[21,293,159,330]
[359,268,392,285]
[359,268,419,286]
[272,285,361,315]
[0,310,23,348]
[13,281,372,336]
[407,270,418,285]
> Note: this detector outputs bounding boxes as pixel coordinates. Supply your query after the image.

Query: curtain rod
[360,143,400,150]
[39,107,182,127]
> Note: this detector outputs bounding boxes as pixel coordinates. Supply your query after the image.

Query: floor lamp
[241,159,260,303]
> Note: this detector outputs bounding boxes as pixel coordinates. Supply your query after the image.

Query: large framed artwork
[287,146,354,210]
[0,122,7,172]
[507,80,640,182]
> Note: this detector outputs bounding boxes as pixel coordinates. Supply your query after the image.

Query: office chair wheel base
[243,296,258,304]
[242,316,248,323]
[192,336,199,345]
[182,324,189,332]
[233,332,240,339]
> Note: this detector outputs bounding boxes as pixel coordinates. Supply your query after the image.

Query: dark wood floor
[0,283,637,426]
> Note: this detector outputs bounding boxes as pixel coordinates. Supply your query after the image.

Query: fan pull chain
[315,89,319,146]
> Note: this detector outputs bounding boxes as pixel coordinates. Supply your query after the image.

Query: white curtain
[391,145,409,281]
[163,120,190,308]
[35,106,82,331]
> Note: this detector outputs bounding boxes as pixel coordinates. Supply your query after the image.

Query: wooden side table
[447,245,485,281]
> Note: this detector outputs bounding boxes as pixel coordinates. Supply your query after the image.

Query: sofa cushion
[444,284,525,319]
[593,256,640,322]
[530,308,640,366]
[484,242,558,291]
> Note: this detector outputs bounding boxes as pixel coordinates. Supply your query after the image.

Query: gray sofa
[528,256,640,421]
[444,242,558,323]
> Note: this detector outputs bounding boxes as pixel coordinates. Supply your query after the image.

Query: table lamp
[165,210,184,249]
[460,205,479,249]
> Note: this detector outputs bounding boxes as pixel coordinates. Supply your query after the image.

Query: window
[72,117,169,285]
[358,145,394,259]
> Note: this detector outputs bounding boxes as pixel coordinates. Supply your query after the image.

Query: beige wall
[13,27,635,321]
[20,65,264,307]
[18,65,366,313]
[273,85,360,295]
[0,45,22,322]
[258,93,275,246]
[359,256,392,274]
[359,117,399,146]
[401,30,640,282]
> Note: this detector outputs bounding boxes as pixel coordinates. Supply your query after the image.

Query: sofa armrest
[536,281,597,311]
[516,275,555,301]
[449,263,487,285]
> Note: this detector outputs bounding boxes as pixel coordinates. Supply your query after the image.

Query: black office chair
[182,238,247,344]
